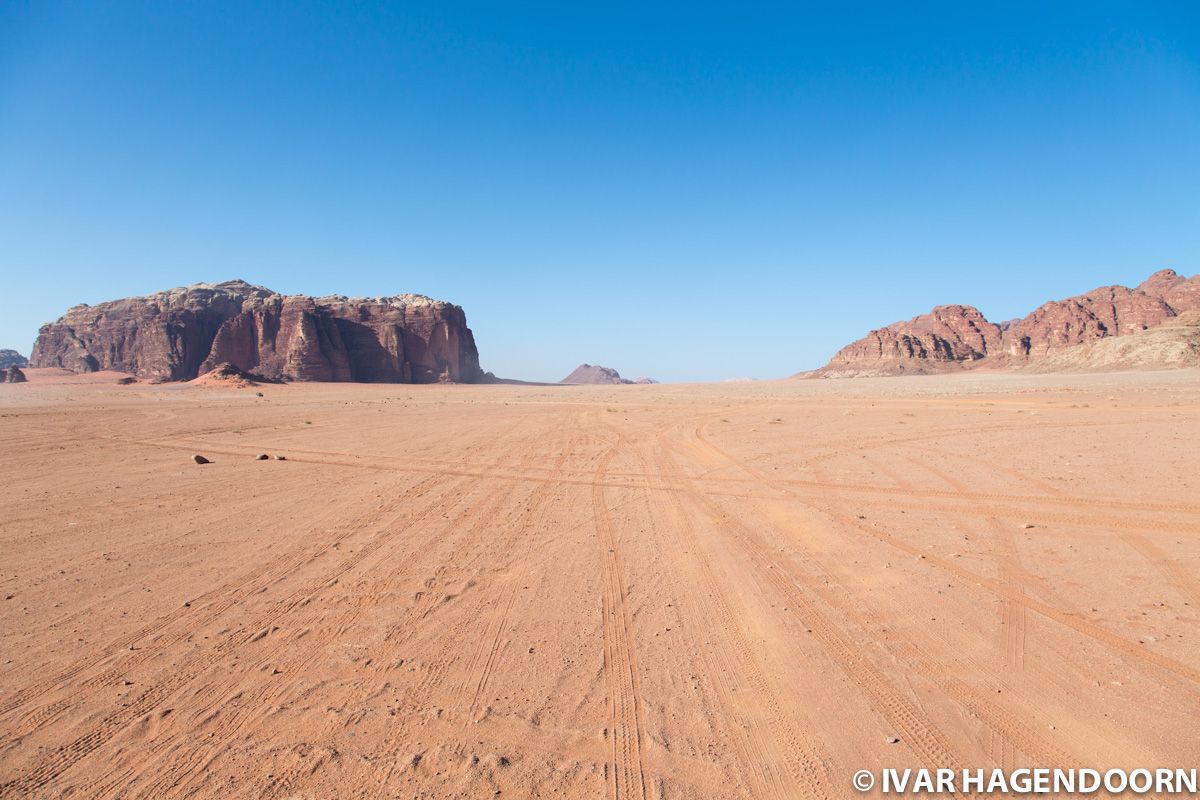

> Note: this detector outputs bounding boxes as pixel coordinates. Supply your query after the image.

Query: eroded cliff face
[818,269,1200,377]
[31,280,483,383]
[1002,282,1179,359]
[823,305,1002,377]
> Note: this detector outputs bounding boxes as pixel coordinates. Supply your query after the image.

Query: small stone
[256,454,269,460]
[886,736,900,744]
[192,454,210,464]
[1021,523,1035,529]
[255,392,264,397]
[274,455,286,461]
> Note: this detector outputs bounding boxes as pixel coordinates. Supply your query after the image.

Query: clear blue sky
[2,2,1197,382]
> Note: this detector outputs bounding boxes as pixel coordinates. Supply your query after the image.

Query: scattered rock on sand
[1021,523,1035,529]
[274,455,287,460]
[192,454,211,464]
[116,376,138,385]
[886,736,900,744]
[256,454,269,460]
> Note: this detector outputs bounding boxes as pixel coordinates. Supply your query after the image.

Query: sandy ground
[1,367,1198,799]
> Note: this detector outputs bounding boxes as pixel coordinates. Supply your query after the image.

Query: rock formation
[1138,268,1200,314]
[3,366,26,383]
[0,350,28,369]
[818,269,1199,377]
[191,362,276,388]
[1003,278,1183,360]
[31,280,484,383]
[1019,311,1200,372]
[560,364,641,384]
[821,305,1002,377]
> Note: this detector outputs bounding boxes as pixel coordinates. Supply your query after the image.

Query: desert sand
[1,368,1198,799]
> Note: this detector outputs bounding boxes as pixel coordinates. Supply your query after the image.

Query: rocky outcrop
[191,362,278,388]
[821,305,1002,377]
[561,364,634,385]
[1018,311,1200,373]
[3,366,26,383]
[1138,268,1200,314]
[1003,283,1178,360]
[31,280,484,383]
[0,350,28,369]
[818,269,1199,377]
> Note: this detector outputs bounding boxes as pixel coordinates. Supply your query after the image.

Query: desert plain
[1,368,1198,799]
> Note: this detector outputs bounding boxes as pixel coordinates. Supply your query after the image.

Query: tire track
[891,454,1027,674]
[457,421,585,721]
[691,423,1200,688]
[0,476,461,799]
[591,427,649,800]
[265,415,593,799]
[658,431,969,782]
[0,470,444,729]
[2,417,542,797]
[650,435,832,798]
[670,425,1081,776]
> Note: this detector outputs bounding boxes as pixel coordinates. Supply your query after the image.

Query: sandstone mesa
[30,280,484,383]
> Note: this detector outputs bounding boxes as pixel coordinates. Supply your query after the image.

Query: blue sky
[2,2,1197,382]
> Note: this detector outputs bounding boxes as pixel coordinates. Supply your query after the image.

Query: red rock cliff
[31,280,484,383]
[821,305,1002,377]
[818,269,1199,376]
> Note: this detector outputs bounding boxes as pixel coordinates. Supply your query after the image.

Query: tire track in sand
[0,471,447,735]
[659,431,968,780]
[650,436,832,799]
[692,424,1200,688]
[0,471,471,800]
[591,424,649,800]
[673,425,1082,775]
[456,421,586,722]
[890,454,1028,675]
